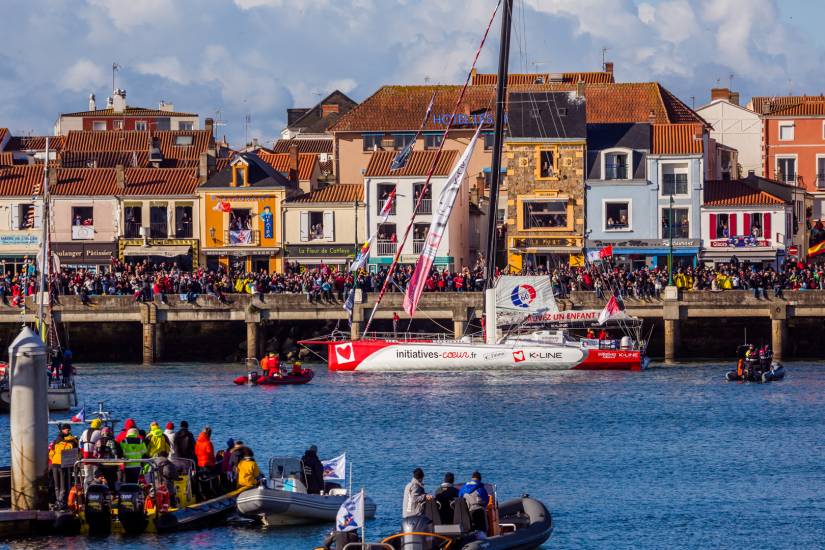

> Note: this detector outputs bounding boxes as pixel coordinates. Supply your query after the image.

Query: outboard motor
[84,483,112,536]
[620,336,633,350]
[401,516,432,550]
[115,483,147,535]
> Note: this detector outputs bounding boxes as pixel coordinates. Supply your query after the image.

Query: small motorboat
[327,491,552,550]
[237,457,377,526]
[725,344,786,383]
[233,368,314,386]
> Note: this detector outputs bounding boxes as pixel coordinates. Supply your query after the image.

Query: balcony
[150,222,168,239]
[124,221,142,238]
[71,225,94,240]
[413,239,425,254]
[605,163,628,180]
[418,198,432,215]
[175,221,193,239]
[377,240,397,256]
[376,198,396,216]
[225,229,260,246]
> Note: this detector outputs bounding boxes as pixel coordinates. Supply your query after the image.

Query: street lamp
[668,193,674,286]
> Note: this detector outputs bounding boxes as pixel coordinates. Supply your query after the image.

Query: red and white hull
[322,339,644,372]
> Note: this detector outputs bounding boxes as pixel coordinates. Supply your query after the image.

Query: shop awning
[701,248,781,259]
[203,248,281,257]
[123,245,191,258]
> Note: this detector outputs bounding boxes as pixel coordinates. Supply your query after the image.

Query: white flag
[322,453,347,481]
[336,489,365,532]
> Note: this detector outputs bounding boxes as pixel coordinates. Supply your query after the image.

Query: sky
[1,0,823,148]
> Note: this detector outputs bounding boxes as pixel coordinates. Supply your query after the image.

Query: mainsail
[494,276,559,325]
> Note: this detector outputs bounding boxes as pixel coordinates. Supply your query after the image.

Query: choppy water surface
[1,362,824,550]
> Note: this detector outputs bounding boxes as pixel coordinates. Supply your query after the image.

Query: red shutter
[730,213,737,236]
[743,213,751,236]
[763,213,771,241]
[709,213,717,239]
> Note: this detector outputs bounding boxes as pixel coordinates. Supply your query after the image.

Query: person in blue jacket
[458,471,489,532]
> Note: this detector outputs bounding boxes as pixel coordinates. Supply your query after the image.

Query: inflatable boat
[725,345,785,383]
[726,362,785,383]
[237,457,376,526]
[233,369,314,386]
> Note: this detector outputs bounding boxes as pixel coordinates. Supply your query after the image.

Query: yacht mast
[484,0,513,287]
[37,138,50,336]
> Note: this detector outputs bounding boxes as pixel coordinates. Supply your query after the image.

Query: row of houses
[0,67,816,275]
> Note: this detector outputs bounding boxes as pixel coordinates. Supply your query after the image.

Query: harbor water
[2,361,824,549]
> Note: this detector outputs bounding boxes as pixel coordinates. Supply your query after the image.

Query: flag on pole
[403,124,482,317]
[71,406,86,423]
[350,236,374,272]
[598,295,622,325]
[379,190,396,221]
[586,250,601,263]
[336,489,365,532]
[322,453,347,481]
[342,290,355,326]
[598,245,613,259]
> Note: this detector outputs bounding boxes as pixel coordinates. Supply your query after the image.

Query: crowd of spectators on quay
[2,256,825,307]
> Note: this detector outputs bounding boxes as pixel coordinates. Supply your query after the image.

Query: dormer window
[604,151,629,180]
[232,164,249,187]
[175,135,194,146]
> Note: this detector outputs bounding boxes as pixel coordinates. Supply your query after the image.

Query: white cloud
[61,59,107,92]
[136,56,190,85]
[88,0,178,31]
[637,3,655,24]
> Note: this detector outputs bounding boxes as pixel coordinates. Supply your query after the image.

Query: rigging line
[362,0,504,337]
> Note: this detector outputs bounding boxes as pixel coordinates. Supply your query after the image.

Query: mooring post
[771,303,788,362]
[141,303,157,365]
[663,286,680,363]
[350,289,364,340]
[453,307,468,339]
[9,326,49,511]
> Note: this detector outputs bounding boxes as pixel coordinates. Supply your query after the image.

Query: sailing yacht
[303,1,648,373]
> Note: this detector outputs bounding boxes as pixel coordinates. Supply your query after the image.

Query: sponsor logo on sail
[510,284,537,308]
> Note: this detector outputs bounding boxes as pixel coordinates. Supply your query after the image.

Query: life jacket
[49,435,79,465]
[95,436,117,459]
[79,428,99,459]
[120,438,147,468]
[146,428,171,457]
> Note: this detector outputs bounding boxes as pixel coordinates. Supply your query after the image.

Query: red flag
[598,295,621,325]
[598,245,613,259]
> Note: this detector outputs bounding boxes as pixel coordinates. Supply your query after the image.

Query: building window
[175,205,193,238]
[135,121,148,132]
[749,212,762,237]
[377,223,397,256]
[376,184,396,215]
[232,165,248,187]
[604,151,629,180]
[662,208,689,238]
[424,133,443,150]
[71,206,94,240]
[92,121,106,131]
[715,213,730,238]
[309,211,324,240]
[483,132,495,151]
[228,208,255,245]
[778,122,794,141]
[174,135,194,146]
[413,183,432,214]
[363,134,383,151]
[604,201,630,231]
[776,157,796,184]
[662,163,689,196]
[538,150,555,178]
[150,204,168,238]
[817,156,825,189]
[15,204,35,230]
[393,134,414,151]
[124,205,143,238]
[179,121,194,131]
[113,120,124,130]
[522,199,568,229]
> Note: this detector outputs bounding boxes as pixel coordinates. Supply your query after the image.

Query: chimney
[115,164,125,190]
[158,100,175,113]
[476,173,486,197]
[321,103,340,117]
[199,152,208,184]
[729,92,740,106]
[747,169,755,177]
[576,80,585,98]
[711,87,733,102]
[205,117,214,137]
[288,144,299,181]
[89,93,96,111]
[604,61,614,75]
[48,167,57,189]
[112,89,127,113]
[648,109,657,125]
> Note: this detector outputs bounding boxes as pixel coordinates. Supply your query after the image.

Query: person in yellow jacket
[236,448,261,489]
[49,423,79,509]
[145,421,172,457]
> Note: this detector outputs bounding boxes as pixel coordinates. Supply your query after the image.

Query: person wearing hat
[301,445,324,494]
[236,447,262,489]
[458,471,490,532]
[49,424,79,509]
[79,418,103,489]
[163,422,176,458]
[146,421,172,457]
[120,428,148,483]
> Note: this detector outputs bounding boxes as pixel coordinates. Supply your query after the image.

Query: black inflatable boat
[725,345,786,383]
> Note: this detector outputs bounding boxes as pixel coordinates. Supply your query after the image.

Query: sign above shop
[286,244,355,258]
[586,238,700,249]
[0,232,39,247]
[512,237,583,249]
[53,242,117,264]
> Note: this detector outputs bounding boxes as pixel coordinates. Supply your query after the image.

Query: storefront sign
[513,237,582,248]
[261,206,274,239]
[0,232,39,247]
[286,244,356,258]
[53,242,118,264]
[587,238,700,249]
[709,236,769,248]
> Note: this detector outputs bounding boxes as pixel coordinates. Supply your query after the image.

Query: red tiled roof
[65,131,150,152]
[651,124,704,155]
[364,150,459,177]
[61,107,198,118]
[0,166,41,195]
[156,131,212,160]
[6,135,65,152]
[50,167,198,196]
[288,183,363,203]
[658,84,708,124]
[471,71,614,85]
[703,179,786,206]
[51,168,117,195]
[0,152,13,166]
[319,160,333,174]
[0,128,9,146]
[256,150,318,181]
[215,157,232,172]
[749,95,814,114]
[767,100,825,117]
[273,138,333,154]
[61,150,148,168]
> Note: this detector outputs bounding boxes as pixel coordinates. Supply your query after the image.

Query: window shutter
[323,211,334,241]
[33,203,43,229]
[729,212,737,236]
[763,213,771,241]
[709,213,717,239]
[743,213,751,235]
[299,211,309,242]
[11,205,19,230]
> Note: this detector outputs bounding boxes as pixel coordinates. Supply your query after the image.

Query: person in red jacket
[194,426,216,472]
[115,418,140,444]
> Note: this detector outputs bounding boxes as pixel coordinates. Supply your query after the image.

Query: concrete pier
[246,319,259,363]
[142,322,155,365]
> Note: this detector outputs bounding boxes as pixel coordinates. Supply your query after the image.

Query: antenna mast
[112,62,121,92]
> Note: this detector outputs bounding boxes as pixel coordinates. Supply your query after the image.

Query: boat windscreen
[268,457,305,481]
